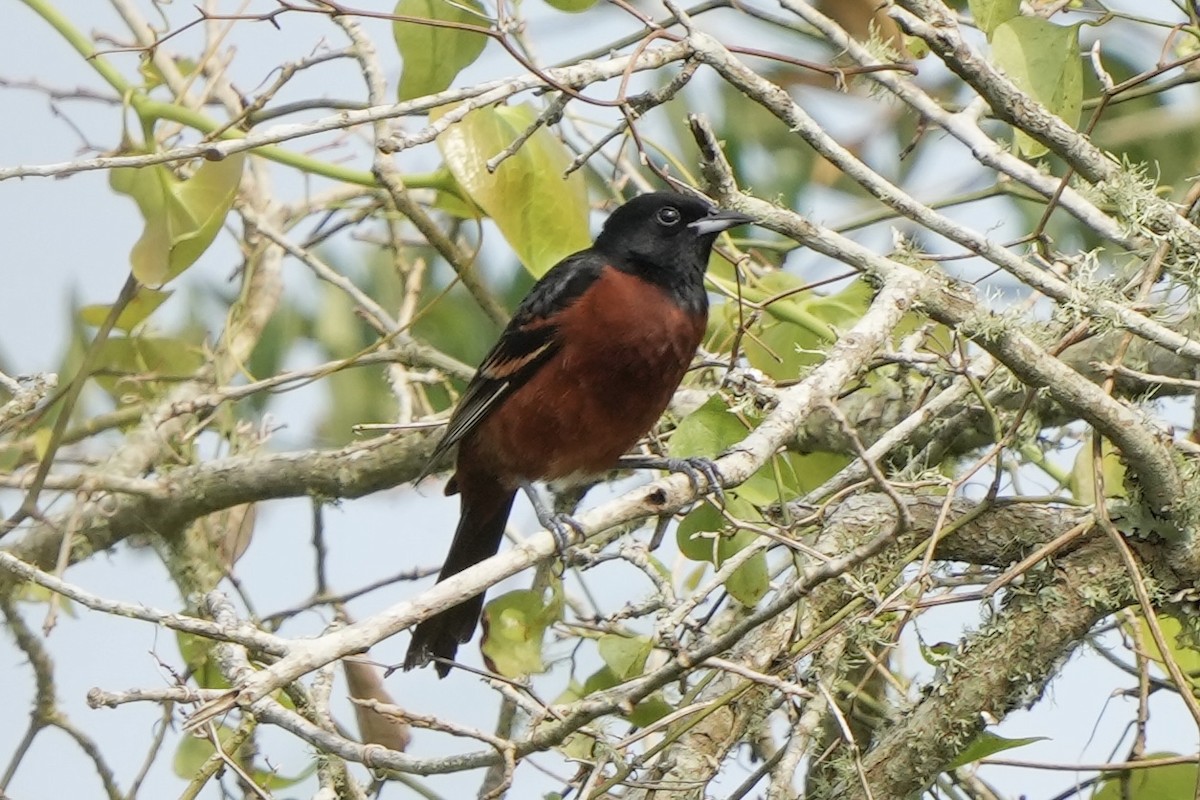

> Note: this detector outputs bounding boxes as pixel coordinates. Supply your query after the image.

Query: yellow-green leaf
[139,56,198,91]
[542,0,599,12]
[31,429,52,462]
[481,586,561,676]
[676,493,767,605]
[255,762,317,791]
[671,395,748,459]
[110,153,245,286]
[991,17,1082,157]
[710,277,872,382]
[903,35,930,60]
[173,724,238,778]
[946,732,1047,770]
[79,286,172,332]
[968,0,1019,38]
[176,632,230,691]
[575,639,672,726]
[1129,612,1200,689]
[93,336,206,402]
[15,583,76,617]
[676,502,725,562]
[173,724,312,789]
[1095,754,1198,800]
[677,495,756,563]
[597,634,652,680]
[435,103,591,276]
[719,530,769,605]
[393,0,489,101]
[1068,435,1127,504]
[312,281,397,444]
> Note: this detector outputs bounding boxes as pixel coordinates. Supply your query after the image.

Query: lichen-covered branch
[892,0,1200,259]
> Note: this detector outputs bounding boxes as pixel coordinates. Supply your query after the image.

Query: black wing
[427,250,605,465]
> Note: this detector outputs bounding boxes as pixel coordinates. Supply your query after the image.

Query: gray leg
[519,481,584,550]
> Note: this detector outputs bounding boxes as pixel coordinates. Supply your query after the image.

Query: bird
[404,191,754,676]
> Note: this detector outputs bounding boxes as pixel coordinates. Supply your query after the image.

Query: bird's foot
[545,512,585,552]
[621,455,726,503]
[520,482,585,551]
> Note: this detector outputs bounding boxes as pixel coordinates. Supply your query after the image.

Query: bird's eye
[656,206,681,226]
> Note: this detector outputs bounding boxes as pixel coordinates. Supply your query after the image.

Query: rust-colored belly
[459,267,706,486]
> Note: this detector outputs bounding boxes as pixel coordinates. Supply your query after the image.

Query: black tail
[404,481,516,677]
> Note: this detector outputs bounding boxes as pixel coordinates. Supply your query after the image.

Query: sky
[1,2,1197,799]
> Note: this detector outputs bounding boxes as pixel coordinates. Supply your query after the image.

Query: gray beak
[689,208,755,236]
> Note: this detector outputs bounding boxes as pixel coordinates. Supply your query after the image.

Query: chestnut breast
[462,266,706,484]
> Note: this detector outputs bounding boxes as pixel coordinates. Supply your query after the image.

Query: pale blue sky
[1,2,1196,798]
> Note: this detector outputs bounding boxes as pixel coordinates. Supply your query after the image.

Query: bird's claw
[622,455,726,503]
[539,510,584,552]
[668,456,726,503]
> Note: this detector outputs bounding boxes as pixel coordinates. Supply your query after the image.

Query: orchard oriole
[404,191,753,675]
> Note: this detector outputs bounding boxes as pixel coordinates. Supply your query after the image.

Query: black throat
[608,252,709,318]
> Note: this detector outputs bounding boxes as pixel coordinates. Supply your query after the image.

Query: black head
[593,193,753,301]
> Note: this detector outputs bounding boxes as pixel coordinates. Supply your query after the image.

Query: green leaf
[677,495,759,563]
[435,102,591,276]
[1130,613,1200,689]
[916,637,957,667]
[1095,755,1199,800]
[1068,434,1127,504]
[174,725,310,789]
[597,634,652,680]
[728,468,784,508]
[711,277,872,382]
[903,35,930,60]
[671,395,748,459]
[781,451,851,497]
[15,583,76,617]
[580,666,617,695]
[242,304,304,410]
[110,153,245,286]
[557,732,596,761]
[733,451,829,508]
[481,586,561,676]
[968,0,1019,38]
[579,637,673,726]
[176,632,230,691]
[32,429,52,462]
[313,281,396,444]
[140,56,198,90]
[991,17,1083,157]
[946,732,1048,770]
[676,495,767,604]
[719,530,769,606]
[79,287,172,332]
[755,274,839,340]
[674,401,832,607]
[393,0,489,100]
[255,762,317,790]
[542,683,597,757]
[676,502,725,562]
[541,0,599,12]
[803,277,875,325]
[93,336,207,402]
[173,724,238,778]
[433,186,482,220]
[626,695,673,727]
